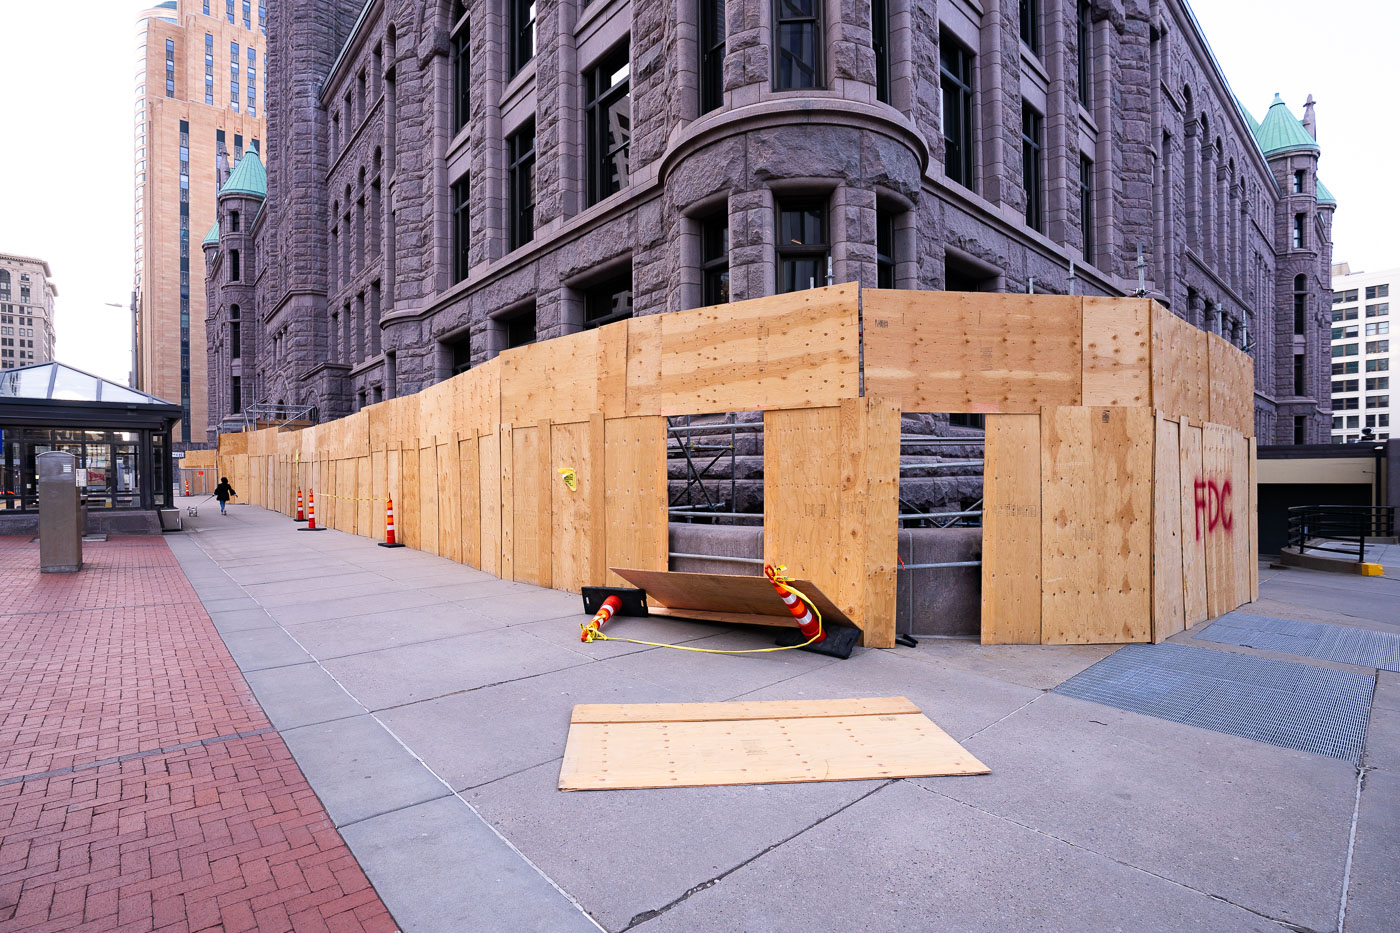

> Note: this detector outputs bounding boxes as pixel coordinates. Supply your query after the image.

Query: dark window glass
[1077,1,1091,106]
[699,0,725,114]
[701,213,729,305]
[1295,293,1306,335]
[775,199,828,294]
[229,210,240,232]
[940,33,975,190]
[584,273,634,329]
[511,0,536,75]
[872,0,890,104]
[1294,355,1306,395]
[1079,155,1094,261]
[452,177,470,283]
[230,250,240,281]
[508,122,536,249]
[773,0,821,90]
[231,375,241,414]
[448,333,472,375]
[1021,104,1044,232]
[949,414,986,429]
[585,44,631,205]
[876,209,896,289]
[1293,213,1306,248]
[230,322,241,359]
[1293,169,1305,194]
[506,310,536,349]
[1020,0,1041,56]
[1366,284,1390,299]
[451,13,470,134]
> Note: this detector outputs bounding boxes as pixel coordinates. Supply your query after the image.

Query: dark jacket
[215,481,236,503]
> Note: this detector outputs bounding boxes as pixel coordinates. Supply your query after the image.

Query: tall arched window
[1293,274,1307,336]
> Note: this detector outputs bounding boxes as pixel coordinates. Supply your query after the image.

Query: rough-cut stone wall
[208,0,1330,444]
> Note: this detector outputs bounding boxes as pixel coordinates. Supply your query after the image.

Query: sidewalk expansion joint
[620,780,896,931]
[909,782,1318,932]
[0,727,275,786]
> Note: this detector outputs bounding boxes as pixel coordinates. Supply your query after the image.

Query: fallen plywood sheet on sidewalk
[558,696,989,791]
[609,567,854,630]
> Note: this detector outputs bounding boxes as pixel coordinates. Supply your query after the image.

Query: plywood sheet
[1207,334,1255,437]
[1082,297,1151,407]
[1150,305,1209,424]
[1231,433,1251,610]
[572,697,920,723]
[551,419,600,592]
[438,439,461,562]
[1179,421,1207,626]
[478,433,501,576]
[1152,415,1186,643]
[400,446,420,551]
[458,434,480,569]
[863,290,1082,412]
[558,699,989,791]
[764,407,842,609]
[836,397,900,648]
[656,284,860,415]
[1201,422,1240,617]
[610,567,855,628]
[501,330,600,425]
[418,444,439,557]
[509,424,550,587]
[981,414,1042,645]
[459,359,502,439]
[500,424,515,580]
[1041,406,1154,644]
[603,417,668,586]
[623,314,663,416]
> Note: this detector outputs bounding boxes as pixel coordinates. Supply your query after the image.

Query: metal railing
[236,402,318,432]
[1287,505,1396,563]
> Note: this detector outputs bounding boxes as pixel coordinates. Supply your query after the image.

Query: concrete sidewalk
[170,500,1400,932]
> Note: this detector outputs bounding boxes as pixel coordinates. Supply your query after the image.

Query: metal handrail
[1286,505,1395,563]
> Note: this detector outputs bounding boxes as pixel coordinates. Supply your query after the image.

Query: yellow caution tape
[578,565,825,655]
[558,468,578,491]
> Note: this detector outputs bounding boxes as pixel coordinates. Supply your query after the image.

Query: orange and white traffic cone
[764,565,824,644]
[581,595,622,642]
[378,496,405,548]
[294,487,307,522]
[184,479,190,496]
[297,488,326,531]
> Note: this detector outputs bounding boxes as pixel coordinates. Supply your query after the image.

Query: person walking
[214,476,237,515]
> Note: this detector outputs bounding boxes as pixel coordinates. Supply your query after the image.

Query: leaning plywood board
[981,414,1042,644]
[603,417,668,586]
[610,567,855,629]
[863,290,1082,412]
[1152,414,1186,643]
[1041,406,1153,644]
[558,697,989,791]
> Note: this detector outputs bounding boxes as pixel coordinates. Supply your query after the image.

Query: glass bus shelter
[0,363,181,514]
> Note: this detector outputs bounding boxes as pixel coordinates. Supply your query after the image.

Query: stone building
[0,253,58,369]
[134,0,265,446]
[203,0,1335,444]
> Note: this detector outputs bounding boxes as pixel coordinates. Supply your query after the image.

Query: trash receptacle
[38,451,82,573]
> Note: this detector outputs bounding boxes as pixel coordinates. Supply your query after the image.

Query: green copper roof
[1235,97,1260,134]
[1316,178,1336,206]
[220,150,266,198]
[202,220,219,246]
[1253,94,1319,156]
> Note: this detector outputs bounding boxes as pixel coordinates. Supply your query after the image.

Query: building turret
[205,150,266,441]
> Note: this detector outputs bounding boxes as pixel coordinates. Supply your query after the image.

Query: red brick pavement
[0,537,398,933]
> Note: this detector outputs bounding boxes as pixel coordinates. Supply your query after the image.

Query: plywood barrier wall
[217,284,1255,648]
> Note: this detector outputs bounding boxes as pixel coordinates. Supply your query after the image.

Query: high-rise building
[134,0,265,446]
[1329,263,1394,443]
[205,1,1335,444]
[0,253,57,369]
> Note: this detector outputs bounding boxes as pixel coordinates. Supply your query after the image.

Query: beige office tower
[0,253,57,369]
[134,0,264,445]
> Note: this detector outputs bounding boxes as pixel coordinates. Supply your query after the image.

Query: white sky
[0,0,1395,387]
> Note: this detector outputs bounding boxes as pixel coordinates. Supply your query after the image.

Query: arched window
[1293,274,1307,336]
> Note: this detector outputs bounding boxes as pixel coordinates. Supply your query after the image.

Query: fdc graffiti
[1192,478,1233,540]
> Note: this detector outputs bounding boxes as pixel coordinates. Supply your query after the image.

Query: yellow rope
[312,493,391,502]
[578,567,825,655]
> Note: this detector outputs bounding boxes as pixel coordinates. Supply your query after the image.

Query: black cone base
[297,526,327,531]
[378,541,406,548]
[294,517,308,522]
[775,623,860,659]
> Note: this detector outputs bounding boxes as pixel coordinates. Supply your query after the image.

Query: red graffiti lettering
[1193,477,1234,538]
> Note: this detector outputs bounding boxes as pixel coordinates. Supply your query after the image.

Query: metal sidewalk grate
[1199,612,1400,672]
[1054,643,1373,762]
